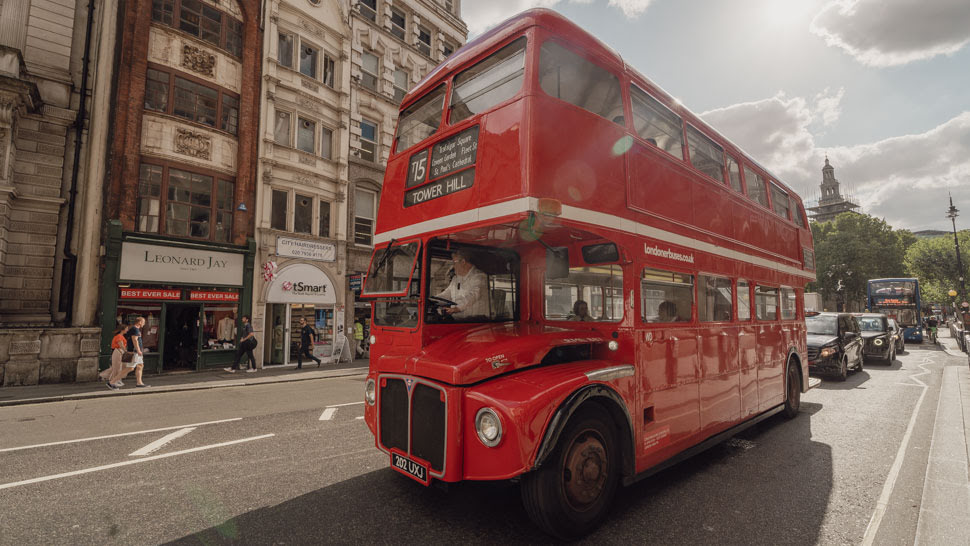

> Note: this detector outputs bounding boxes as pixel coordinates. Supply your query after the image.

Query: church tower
[807,157,860,223]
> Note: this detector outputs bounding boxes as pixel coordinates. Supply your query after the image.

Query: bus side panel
[739,322,760,417]
[692,181,735,240]
[627,142,694,226]
[478,99,528,207]
[757,321,786,411]
[698,324,741,432]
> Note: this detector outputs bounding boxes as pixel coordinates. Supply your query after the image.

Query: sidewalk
[0,359,369,407]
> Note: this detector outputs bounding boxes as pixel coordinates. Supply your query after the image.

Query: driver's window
[426,242,519,323]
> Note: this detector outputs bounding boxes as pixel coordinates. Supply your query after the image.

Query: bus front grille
[378,376,446,474]
[379,378,408,453]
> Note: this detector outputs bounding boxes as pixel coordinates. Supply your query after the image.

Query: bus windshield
[362,240,420,296]
[425,240,519,324]
[870,281,915,296]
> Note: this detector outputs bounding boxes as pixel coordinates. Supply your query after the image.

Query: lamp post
[946,196,966,301]
[949,289,958,320]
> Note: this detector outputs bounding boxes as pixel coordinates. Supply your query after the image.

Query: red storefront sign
[120,288,181,300]
[188,290,239,302]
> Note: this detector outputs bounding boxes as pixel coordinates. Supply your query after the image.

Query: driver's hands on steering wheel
[443,306,462,315]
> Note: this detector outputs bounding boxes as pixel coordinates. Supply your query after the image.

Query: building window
[297,117,316,154]
[361,51,379,92]
[390,7,406,40]
[278,33,294,68]
[319,201,331,237]
[393,69,409,102]
[354,188,376,245]
[274,110,291,146]
[154,0,243,59]
[442,40,454,58]
[300,44,318,79]
[441,0,454,14]
[271,189,288,230]
[321,126,333,159]
[359,119,377,162]
[294,194,313,234]
[144,65,239,135]
[417,26,431,56]
[323,54,335,88]
[137,161,233,242]
[359,0,376,22]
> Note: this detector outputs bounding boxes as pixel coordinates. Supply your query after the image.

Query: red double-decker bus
[360,9,815,538]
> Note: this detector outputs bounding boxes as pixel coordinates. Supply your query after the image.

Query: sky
[460,0,970,232]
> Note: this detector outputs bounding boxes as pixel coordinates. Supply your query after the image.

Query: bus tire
[521,404,619,540]
[783,360,801,419]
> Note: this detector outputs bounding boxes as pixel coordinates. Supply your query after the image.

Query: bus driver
[437,249,488,319]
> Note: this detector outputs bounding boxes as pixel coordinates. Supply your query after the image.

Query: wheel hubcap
[562,430,608,511]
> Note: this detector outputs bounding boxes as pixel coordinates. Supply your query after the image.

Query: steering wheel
[427,295,457,308]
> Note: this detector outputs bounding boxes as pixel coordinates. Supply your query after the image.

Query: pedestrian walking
[354,318,365,358]
[102,324,129,389]
[225,315,257,373]
[109,317,150,388]
[297,317,322,369]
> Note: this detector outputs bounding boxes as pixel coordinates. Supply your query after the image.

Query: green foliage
[904,230,970,304]
[809,213,915,309]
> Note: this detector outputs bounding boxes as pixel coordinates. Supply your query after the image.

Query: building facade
[250,0,466,367]
[807,157,860,224]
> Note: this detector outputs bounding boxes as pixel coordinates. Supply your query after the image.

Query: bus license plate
[390,450,430,486]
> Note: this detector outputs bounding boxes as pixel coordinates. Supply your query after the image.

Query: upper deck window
[686,125,725,183]
[791,197,806,228]
[726,155,743,193]
[449,37,527,125]
[630,85,683,159]
[395,84,446,153]
[743,166,769,208]
[769,182,790,219]
[539,40,623,125]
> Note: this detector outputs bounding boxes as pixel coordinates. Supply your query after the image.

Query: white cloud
[701,94,970,231]
[810,0,970,66]
[462,0,653,37]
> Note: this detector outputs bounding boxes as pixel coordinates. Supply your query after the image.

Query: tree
[808,213,913,310]
[904,230,970,305]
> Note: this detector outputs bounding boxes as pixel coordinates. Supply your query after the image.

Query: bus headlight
[608,340,619,351]
[475,408,503,447]
[873,338,884,346]
[369,335,376,345]
[364,378,376,406]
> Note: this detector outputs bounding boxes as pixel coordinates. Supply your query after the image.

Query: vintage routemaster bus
[360,9,816,538]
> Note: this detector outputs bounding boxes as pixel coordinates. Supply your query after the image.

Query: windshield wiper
[373,238,398,277]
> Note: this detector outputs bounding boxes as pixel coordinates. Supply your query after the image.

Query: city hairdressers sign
[120,242,244,286]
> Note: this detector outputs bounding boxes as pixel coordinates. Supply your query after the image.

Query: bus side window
[737,280,751,320]
[630,85,684,159]
[726,155,743,193]
[641,267,693,323]
[755,285,778,320]
[780,287,796,320]
[545,265,623,322]
[539,40,623,124]
[698,275,732,322]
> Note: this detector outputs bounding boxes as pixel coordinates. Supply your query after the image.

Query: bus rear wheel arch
[783,357,802,419]
[521,403,620,539]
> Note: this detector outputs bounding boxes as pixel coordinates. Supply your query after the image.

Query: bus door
[737,280,759,417]
[637,267,700,462]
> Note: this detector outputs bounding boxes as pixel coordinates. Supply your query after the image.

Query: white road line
[355,416,365,420]
[327,401,365,408]
[0,418,242,453]
[861,356,934,545]
[0,434,275,491]
[128,427,196,457]
[319,408,338,421]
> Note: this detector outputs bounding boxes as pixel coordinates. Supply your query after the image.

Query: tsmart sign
[267,263,336,304]
[120,242,244,286]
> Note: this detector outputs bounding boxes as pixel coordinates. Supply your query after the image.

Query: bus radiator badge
[405,378,414,393]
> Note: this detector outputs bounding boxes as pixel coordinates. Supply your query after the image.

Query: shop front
[99,223,255,373]
[263,263,340,366]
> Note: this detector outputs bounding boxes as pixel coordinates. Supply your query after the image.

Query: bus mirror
[547,247,569,279]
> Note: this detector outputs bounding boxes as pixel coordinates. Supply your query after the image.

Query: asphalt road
[0,343,961,545]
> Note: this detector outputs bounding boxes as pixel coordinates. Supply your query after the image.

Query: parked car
[854,313,896,363]
[887,318,905,353]
[806,312,864,381]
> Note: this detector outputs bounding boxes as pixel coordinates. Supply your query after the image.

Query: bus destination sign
[404,168,475,207]
[429,125,479,179]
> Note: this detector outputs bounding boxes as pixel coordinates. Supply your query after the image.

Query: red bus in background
[360,9,816,538]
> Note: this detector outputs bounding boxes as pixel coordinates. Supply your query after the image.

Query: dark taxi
[806,312,864,381]
[853,313,896,363]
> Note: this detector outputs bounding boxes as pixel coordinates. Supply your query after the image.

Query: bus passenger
[658,300,682,322]
[437,249,488,319]
[567,300,593,321]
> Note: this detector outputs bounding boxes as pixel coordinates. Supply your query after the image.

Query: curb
[0,367,369,407]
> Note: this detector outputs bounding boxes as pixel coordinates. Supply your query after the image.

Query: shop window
[361,51,379,92]
[354,188,376,245]
[687,125,726,183]
[393,69,409,102]
[545,265,623,322]
[630,84,684,159]
[321,126,333,160]
[390,7,406,40]
[297,117,316,154]
[737,279,751,320]
[274,110,291,146]
[278,33,294,68]
[727,154,743,193]
[417,26,432,56]
[294,194,313,234]
[158,0,242,58]
[641,267,693,323]
[300,44,318,79]
[359,119,377,162]
[359,0,376,22]
[698,275,732,322]
[204,305,238,349]
[539,40,623,125]
[319,201,331,237]
[116,305,162,353]
[137,164,163,233]
[450,37,526,124]
[744,166,769,208]
[146,66,239,135]
[755,285,778,320]
[271,189,288,230]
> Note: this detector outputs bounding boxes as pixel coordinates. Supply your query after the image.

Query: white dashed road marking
[129,427,196,457]
[319,408,338,421]
[0,418,242,453]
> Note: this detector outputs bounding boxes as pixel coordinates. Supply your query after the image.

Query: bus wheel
[783,361,801,419]
[521,404,619,539]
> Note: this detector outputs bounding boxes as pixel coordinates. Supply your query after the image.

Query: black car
[806,312,864,381]
[887,318,905,352]
[854,313,896,363]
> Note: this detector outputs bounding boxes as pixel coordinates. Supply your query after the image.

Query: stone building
[807,157,859,224]
[0,0,103,384]
[250,0,466,367]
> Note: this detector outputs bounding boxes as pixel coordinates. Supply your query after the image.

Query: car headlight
[819,347,837,358]
[475,407,503,447]
[364,378,376,406]
[873,337,884,346]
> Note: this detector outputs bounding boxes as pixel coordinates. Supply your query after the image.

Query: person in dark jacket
[297,317,322,369]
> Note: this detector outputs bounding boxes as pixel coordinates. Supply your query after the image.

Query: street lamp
[946,195,966,301]
[949,288,958,320]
